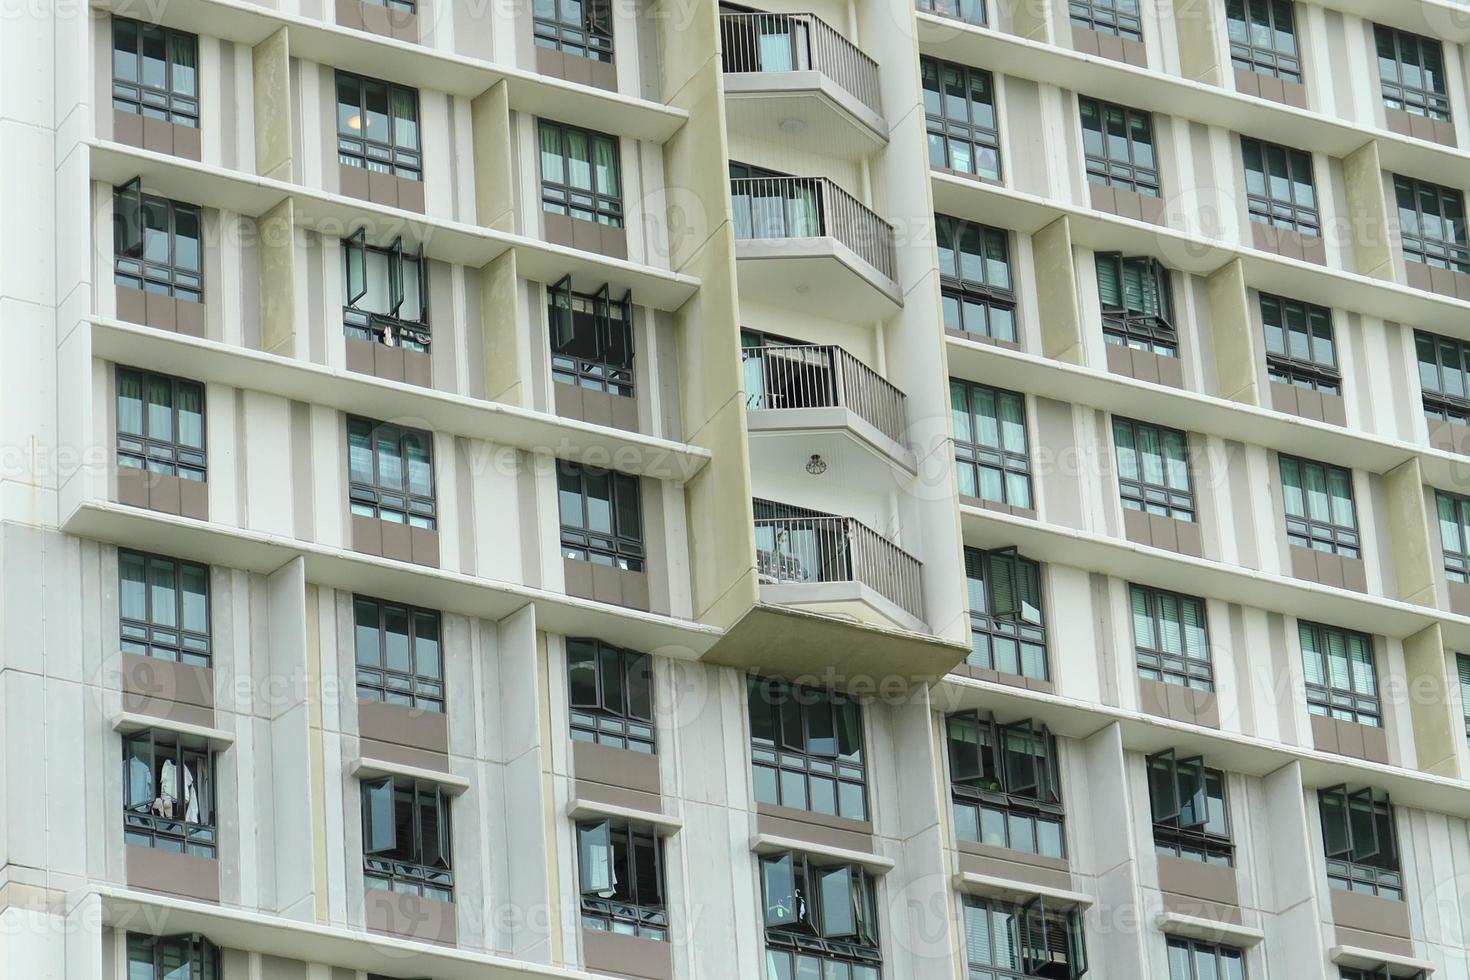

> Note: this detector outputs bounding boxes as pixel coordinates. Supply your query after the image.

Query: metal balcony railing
[754,501,925,622]
[742,344,908,445]
[729,176,896,283]
[719,11,883,116]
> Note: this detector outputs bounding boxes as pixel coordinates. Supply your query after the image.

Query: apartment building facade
[5,0,1470,978]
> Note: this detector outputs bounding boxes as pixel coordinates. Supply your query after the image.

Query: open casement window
[115,177,144,258]
[1147,750,1233,864]
[576,819,668,939]
[126,933,220,980]
[534,0,614,62]
[1318,784,1401,897]
[549,276,636,397]
[123,730,217,856]
[948,712,1061,806]
[360,777,454,900]
[343,229,430,351]
[567,637,655,751]
[1095,253,1176,355]
[984,547,1042,625]
[760,851,880,955]
[1020,895,1089,979]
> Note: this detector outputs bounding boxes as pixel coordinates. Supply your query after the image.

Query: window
[353,596,443,713]
[1095,254,1175,355]
[1279,455,1358,557]
[1226,0,1300,82]
[116,368,206,482]
[936,215,1016,342]
[1438,491,1470,583]
[1394,175,1469,273]
[557,462,643,569]
[568,638,654,752]
[535,0,612,61]
[1241,137,1318,235]
[576,820,666,938]
[1131,585,1212,690]
[343,231,428,351]
[964,547,1047,681]
[123,730,216,857]
[951,380,1031,509]
[112,19,198,127]
[915,0,986,25]
[1166,938,1246,980]
[1147,750,1232,865]
[361,777,453,900]
[126,933,219,980]
[1112,418,1194,522]
[113,180,203,302]
[946,711,1065,858]
[1317,785,1400,899]
[1299,622,1380,727]
[749,677,867,821]
[347,417,436,528]
[119,550,211,665]
[1341,969,1426,980]
[1459,654,1470,741]
[922,59,1001,181]
[1261,294,1339,393]
[539,121,623,227]
[336,71,421,180]
[1416,329,1470,425]
[550,277,634,396]
[1375,25,1449,121]
[962,894,1087,979]
[1070,0,1141,42]
[760,851,881,980]
[1079,97,1158,196]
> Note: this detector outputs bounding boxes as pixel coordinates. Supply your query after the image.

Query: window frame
[347,416,437,528]
[1299,621,1380,727]
[361,776,454,900]
[126,933,220,980]
[962,893,1088,980]
[123,729,217,857]
[1165,936,1247,980]
[116,366,207,482]
[1241,136,1319,235]
[1225,0,1301,83]
[1317,784,1401,899]
[534,0,614,62]
[748,676,869,823]
[111,18,200,127]
[557,461,644,570]
[963,546,1048,681]
[1394,175,1469,274]
[549,276,635,396]
[576,819,667,939]
[1079,96,1159,197]
[945,710,1066,859]
[922,58,1002,182]
[1070,0,1142,42]
[538,120,624,227]
[914,0,986,26]
[1278,454,1359,558]
[1459,653,1470,742]
[1340,969,1426,980]
[951,379,1032,509]
[1130,584,1213,691]
[352,595,444,713]
[335,70,422,180]
[760,850,882,979]
[1147,749,1233,866]
[1439,490,1470,583]
[1415,329,1470,424]
[343,229,429,351]
[1111,417,1195,522]
[1374,25,1450,122]
[567,637,655,752]
[1095,253,1176,355]
[114,180,204,302]
[936,214,1017,343]
[118,549,212,666]
[1260,293,1339,394]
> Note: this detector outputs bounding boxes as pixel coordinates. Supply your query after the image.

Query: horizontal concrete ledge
[54,506,723,659]
[746,405,919,477]
[350,757,471,794]
[566,798,682,834]
[88,0,688,143]
[1155,912,1264,947]
[953,871,1092,908]
[88,141,700,314]
[91,888,600,979]
[112,711,236,750]
[734,239,903,320]
[1329,944,1436,976]
[89,317,711,483]
[750,832,895,875]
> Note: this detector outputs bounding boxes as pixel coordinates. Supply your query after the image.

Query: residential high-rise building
[4,1,1470,978]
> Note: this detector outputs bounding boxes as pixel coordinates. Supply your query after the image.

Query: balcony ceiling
[724,73,888,161]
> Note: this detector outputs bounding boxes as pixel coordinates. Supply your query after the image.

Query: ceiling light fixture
[805,454,828,476]
[780,117,807,135]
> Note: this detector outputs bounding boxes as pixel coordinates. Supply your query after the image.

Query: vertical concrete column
[258,198,298,357]
[471,80,515,233]
[1007,0,1054,43]
[1385,458,1436,606]
[1035,216,1085,365]
[1258,762,1328,980]
[480,250,526,405]
[1079,723,1150,977]
[1205,258,1261,406]
[252,28,293,182]
[1402,624,1460,777]
[1173,0,1227,85]
[655,0,759,631]
[1342,141,1396,282]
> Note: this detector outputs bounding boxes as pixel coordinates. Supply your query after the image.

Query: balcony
[743,343,916,480]
[753,499,926,633]
[720,11,887,158]
[730,176,901,319]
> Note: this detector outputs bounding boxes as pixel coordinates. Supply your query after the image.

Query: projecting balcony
[719,11,888,158]
[754,499,927,634]
[730,176,901,319]
[743,343,916,480]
